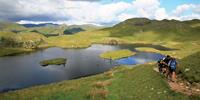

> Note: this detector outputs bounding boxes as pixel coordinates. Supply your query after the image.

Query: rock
[179,83,184,86]
[157,92,161,94]
[186,82,190,86]
[163,90,167,93]
[184,68,190,72]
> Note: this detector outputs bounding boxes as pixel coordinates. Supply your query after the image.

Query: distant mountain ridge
[21,23,104,30]
[19,23,104,35]
[22,23,59,28]
[1,22,104,36]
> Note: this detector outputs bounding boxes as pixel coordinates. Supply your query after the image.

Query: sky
[0,0,199,26]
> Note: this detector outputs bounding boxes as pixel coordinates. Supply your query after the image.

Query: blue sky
[0,0,199,25]
[161,0,199,11]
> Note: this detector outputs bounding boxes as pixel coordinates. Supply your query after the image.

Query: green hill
[29,26,64,36]
[28,24,103,36]
[107,18,200,41]
[0,31,46,48]
[0,21,27,33]
[184,19,200,28]
[68,24,105,31]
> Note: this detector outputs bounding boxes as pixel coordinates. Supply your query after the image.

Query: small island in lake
[39,58,67,66]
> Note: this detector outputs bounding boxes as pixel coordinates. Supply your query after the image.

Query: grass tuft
[87,88,109,99]
[104,71,114,78]
[93,80,112,89]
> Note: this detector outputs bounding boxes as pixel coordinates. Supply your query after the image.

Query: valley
[0,18,199,99]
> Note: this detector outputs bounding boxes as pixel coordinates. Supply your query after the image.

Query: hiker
[157,59,168,76]
[163,55,172,76]
[163,55,171,65]
[168,58,178,82]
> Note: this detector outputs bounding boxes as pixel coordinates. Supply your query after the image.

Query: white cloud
[11,0,132,25]
[63,1,132,24]
[171,4,200,20]
[117,13,137,21]
[155,8,168,20]
[179,13,200,20]
[131,0,168,20]
[132,0,160,18]
[1,0,199,25]
[0,0,68,20]
[193,5,200,13]
[130,0,200,21]
[172,4,195,16]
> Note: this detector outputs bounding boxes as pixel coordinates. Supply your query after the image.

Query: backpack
[168,59,177,70]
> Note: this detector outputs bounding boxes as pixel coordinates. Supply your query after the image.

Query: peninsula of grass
[39,58,67,66]
[0,47,33,57]
[135,47,160,53]
[100,49,135,60]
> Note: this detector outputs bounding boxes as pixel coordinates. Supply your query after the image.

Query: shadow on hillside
[118,43,178,51]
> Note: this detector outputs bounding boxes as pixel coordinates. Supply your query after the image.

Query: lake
[0,44,170,92]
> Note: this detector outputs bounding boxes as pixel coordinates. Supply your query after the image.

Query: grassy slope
[107,18,199,42]
[0,31,46,56]
[29,26,65,35]
[15,32,46,42]
[0,47,33,57]
[179,51,200,83]
[46,30,111,48]
[1,65,197,100]
[0,21,27,32]
[68,24,105,31]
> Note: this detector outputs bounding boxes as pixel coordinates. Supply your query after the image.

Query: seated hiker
[168,57,178,82]
[157,59,168,77]
[157,60,162,73]
[157,59,165,73]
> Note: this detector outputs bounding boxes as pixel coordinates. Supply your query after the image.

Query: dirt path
[153,68,200,96]
[168,80,200,95]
